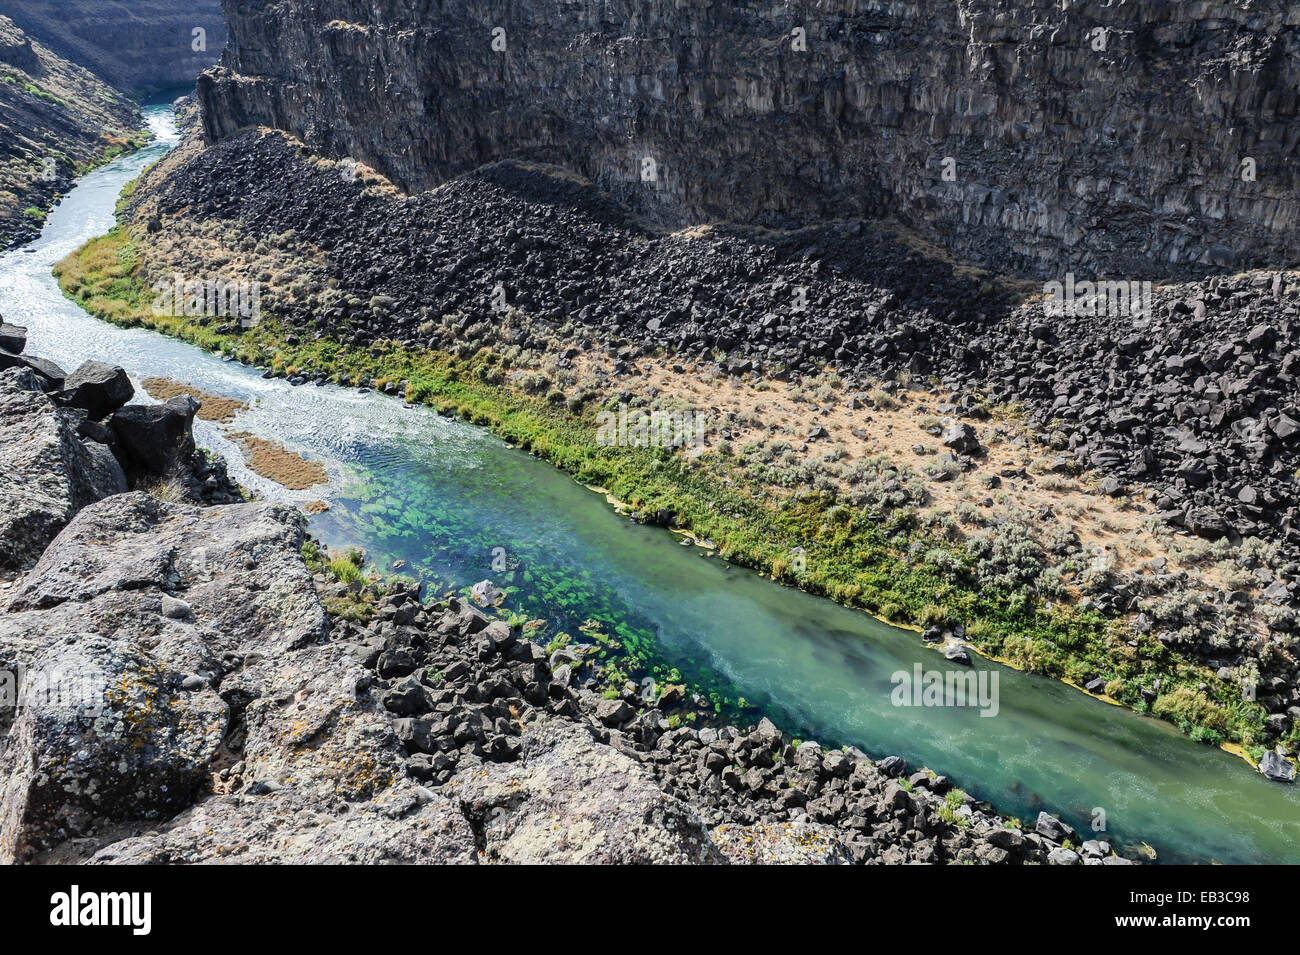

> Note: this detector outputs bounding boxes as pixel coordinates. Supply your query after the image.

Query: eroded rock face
[0,15,141,251]
[200,0,1300,277]
[0,493,323,862]
[2,0,224,90]
[0,367,126,572]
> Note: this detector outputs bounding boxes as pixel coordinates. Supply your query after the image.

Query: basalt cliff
[198,0,1300,278]
[0,0,226,250]
[4,0,225,92]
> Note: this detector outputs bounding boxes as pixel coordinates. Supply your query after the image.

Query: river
[3,102,1298,864]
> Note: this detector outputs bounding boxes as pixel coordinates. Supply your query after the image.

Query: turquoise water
[3,104,1299,864]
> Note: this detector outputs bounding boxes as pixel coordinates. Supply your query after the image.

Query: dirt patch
[228,431,328,490]
[143,377,249,423]
[302,499,331,514]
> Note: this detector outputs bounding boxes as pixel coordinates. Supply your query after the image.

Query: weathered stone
[0,368,125,571]
[109,394,198,478]
[55,360,134,419]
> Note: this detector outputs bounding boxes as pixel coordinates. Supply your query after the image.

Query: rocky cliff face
[4,0,225,91]
[198,0,1299,278]
[0,15,143,249]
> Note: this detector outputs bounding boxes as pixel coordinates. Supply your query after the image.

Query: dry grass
[143,377,249,423]
[228,431,328,490]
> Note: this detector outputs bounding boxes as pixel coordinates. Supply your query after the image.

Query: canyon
[199,0,1300,278]
[3,0,1299,870]
[4,0,224,91]
[0,0,223,250]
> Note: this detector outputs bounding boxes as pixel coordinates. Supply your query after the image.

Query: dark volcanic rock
[0,349,65,391]
[56,360,134,419]
[110,394,199,479]
[0,321,26,353]
[199,0,1300,279]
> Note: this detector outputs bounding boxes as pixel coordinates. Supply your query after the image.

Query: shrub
[1151,686,1229,735]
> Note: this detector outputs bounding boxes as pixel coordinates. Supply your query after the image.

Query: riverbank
[57,216,1285,764]
[0,15,150,251]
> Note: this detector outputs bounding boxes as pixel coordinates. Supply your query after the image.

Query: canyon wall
[0,16,142,249]
[196,0,1300,278]
[4,0,225,90]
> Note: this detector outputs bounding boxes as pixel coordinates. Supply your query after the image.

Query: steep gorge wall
[198,0,1300,278]
[4,0,225,90]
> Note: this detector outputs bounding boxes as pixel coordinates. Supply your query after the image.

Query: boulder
[0,349,65,391]
[91,787,479,864]
[1034,810,1074,842]
[941,422,980,455]
[469,579,504,606]
[55,361,134,419]
[943,644,973,665]
[450,721,717,864]
[0,368,127,571]
[595,697,633,727]
[1259,750,1296,783]
[0,322,26,353]
[0,493,326,861]
[109,395,199,478]
[0,635,227,861]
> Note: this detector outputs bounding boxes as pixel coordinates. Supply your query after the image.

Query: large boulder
[1259,750,1296,783]
[89,787,481,864]
[941,421,981,455]
[0,635,227,860]
[0,493,325,861]
[0,321,26,353]
[55,361,134,419]
[0,349,65,391]
[450,720,717,864]
[0,367,126,572]
[109,394,199,478]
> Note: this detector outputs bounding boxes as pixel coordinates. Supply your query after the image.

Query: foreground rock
[0,367,125,572]
[0,484,1122,863]
[0,337,240,575]
[0,494,320,862]
[56,360,134,419]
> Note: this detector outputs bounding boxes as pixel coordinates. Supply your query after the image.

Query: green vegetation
[302,540,380,620]
[937,788,971,828]
[22,82,66,106]
[56,221,1277,752]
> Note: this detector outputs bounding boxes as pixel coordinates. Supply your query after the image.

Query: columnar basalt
[199,0,1299,278]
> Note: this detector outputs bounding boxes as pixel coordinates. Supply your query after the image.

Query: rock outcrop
[0,366,126,573]
[0,332,239,573]
[0,493,323,862]
[198,0,1300,278]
